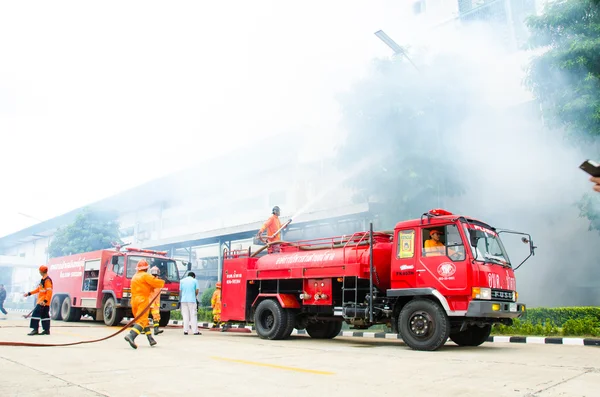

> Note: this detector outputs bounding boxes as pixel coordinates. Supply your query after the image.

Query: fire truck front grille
[491,289,514,302]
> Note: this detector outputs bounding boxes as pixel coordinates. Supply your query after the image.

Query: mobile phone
[580,160,600,177]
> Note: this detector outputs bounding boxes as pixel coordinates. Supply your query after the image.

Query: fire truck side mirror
[186,262,192,271]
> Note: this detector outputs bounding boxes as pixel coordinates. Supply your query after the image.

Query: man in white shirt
[179,272,200,335]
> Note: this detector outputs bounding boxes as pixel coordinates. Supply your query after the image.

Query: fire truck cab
[219,209,536,351]
[47,247,186,327]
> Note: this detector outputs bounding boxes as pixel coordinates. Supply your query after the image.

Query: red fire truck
[47,246,188,327]
[220,209,536,351]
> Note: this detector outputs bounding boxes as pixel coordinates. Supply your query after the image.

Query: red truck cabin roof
[394,209,495,232]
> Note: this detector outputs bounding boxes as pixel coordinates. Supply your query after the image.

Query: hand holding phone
[581,160,600,192]
[580,160,600,177]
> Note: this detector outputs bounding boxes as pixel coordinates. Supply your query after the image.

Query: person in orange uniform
[124,260,165,349]
[424,229,445,256]
[24,265,53,336]
[149,266,164,335]
[257,205,285,253]
[211,282,224,330]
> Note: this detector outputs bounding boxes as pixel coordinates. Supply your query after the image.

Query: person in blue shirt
[179,272,200,335]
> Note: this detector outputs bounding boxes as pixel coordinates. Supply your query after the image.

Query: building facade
[0,134,376,304]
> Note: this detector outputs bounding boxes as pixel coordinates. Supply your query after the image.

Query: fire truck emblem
[437,262,456,278]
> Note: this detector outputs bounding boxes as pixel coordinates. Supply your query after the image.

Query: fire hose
[0,290,162,347]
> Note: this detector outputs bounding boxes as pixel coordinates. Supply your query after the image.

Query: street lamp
[373,29,444,207]
[17,212,43,222]
[374,30,420,71]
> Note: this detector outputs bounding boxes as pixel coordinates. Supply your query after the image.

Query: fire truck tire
[254,299,290,340]
[398,299,450,351]
[50,296,64,321]
[61,298,81,322]
[158,311,171,327]
[103,297,124,326]
[281,309,297,339]
[306,321,342,339]
[449,324,492,347]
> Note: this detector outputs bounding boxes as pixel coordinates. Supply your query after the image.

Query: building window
[413,0,426,14]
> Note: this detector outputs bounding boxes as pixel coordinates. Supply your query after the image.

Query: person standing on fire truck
[23,265,53,335]
[124,260,165,349]
[257,205,285,253]
[149,266,164,335]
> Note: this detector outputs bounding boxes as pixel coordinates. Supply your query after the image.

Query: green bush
[200,287,216,307]
[491,307,600,337]
[170,307,214,323]
[521,307,600,326]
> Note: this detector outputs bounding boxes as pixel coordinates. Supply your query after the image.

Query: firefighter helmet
[149,266,160,275]
[39,265,48,273]
[216,282,221,288]
[272,206,280,215]
[136,260,149,271]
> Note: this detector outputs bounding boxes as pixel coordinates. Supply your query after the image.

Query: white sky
[1,0,535,238]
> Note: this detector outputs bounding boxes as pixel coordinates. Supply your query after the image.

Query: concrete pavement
[0,312,598,397]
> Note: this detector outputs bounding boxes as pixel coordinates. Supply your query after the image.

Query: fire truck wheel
[449,324,492,347]
[158,311,171,327]
[50,296,64,321]
[281,309,297,339]
[398,299,450,351]
[254,299,290,340]
[103,296,124,326]
[306,321,342,339]
[61,297,81,322]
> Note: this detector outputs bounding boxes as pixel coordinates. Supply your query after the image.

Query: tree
[335,53,477,228]
[200,286,216,308]
[524,0,600,232]
[524,0,600,141]
[48,207,123,258]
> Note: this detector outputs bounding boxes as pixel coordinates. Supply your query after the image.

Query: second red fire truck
[47,246,187,327]
[219,208,535,351]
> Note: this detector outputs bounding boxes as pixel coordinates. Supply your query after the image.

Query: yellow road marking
[210,356,334,376]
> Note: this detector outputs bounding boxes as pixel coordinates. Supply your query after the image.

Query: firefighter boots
[124,324,143,349]
[153,323,163,335]
[27,329,39,336]
[145,327,157,346]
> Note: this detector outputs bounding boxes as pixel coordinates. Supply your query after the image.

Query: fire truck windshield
[462,223,511,267]
[126,255,180,282]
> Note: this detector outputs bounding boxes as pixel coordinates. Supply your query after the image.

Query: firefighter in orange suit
[24,265,53,336]
[211,282,224,329]
[124,260,165,349]
[149,266,164,335]
[257,205,284,253]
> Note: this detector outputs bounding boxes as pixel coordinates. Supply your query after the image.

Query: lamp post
[373,29,444,208]
[374,30,420,72]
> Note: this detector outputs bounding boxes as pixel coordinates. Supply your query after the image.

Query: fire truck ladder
[340,223,376,324]
[341,276,360,320]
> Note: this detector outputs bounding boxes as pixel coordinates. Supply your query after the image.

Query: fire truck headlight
[168,295,178,301]
[472,287,491,300]
[513,291,517,302]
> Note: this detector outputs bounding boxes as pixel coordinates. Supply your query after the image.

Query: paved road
[0,313,598,397]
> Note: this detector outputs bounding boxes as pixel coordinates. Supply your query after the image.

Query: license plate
[509,303,517,312]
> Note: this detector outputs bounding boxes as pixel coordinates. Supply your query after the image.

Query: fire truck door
[417,224,468,293]
[391,229,418,288]
[104,256,124,295]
